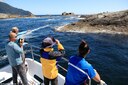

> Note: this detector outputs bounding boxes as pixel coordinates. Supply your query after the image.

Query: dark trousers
[12,63,28,85]
[44,76,58,85]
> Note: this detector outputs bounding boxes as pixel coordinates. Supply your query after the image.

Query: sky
[1,0,128,15]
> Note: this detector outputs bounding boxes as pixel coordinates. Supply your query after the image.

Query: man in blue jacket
[65,40,106,85]
[5,32,28,85]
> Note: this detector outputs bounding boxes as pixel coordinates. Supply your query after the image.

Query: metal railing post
[30,45,34,60]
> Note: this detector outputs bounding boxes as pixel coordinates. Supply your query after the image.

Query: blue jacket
[5,41,24,66]
[65,55,96,85]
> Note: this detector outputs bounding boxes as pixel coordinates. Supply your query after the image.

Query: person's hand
[55,39,60,45]
[19,38,24,46]
[20,38,24,43]
[100,80,107,85]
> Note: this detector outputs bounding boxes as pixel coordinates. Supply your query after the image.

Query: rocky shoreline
[0,13,35,19]
[56,10,128,35]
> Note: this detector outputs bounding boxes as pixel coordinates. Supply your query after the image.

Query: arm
[93,69,107,85]
[49,50,65,59]
[13,42,23,54]
[92,69,101,82]
[87,64,106,85]
[49,41,65,59]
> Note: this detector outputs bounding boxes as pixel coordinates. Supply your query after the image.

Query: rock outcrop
[80,10,128,27]
[57,10,128,34]
[62,12,75,16]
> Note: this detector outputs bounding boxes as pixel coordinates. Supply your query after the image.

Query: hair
[79,40,90,57]
[12,27,18,33]
[12,30,17,33]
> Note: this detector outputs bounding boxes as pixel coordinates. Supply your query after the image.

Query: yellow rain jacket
[40,42,65,79]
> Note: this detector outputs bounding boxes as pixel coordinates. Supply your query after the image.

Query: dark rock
[62,12,75,16]
[57,10,128,34]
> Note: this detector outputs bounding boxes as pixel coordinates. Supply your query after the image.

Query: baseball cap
[42,37,56,48]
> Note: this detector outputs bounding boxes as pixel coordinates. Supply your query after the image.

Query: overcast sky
[2,0,128,15]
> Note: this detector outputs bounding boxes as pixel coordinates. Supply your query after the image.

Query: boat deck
[0,58,65,85]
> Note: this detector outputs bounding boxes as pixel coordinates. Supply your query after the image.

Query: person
[10,26,19,34]
[40,37,65,85]
[10,26,31,40]
[10,26,26,63]
[5,32,28,85]
[10,26,21,44]
[65,40,106,85]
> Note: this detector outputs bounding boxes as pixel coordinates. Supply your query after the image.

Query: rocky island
[57,10,128,34]
[62,12,75,16]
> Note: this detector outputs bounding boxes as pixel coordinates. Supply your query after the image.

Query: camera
[18,38,24,43]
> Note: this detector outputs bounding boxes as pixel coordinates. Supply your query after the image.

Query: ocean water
[0,15,128,85]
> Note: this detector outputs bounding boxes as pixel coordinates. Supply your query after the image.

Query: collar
[44,47,54,52]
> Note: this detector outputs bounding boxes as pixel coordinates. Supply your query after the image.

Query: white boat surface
[0,58,65,85]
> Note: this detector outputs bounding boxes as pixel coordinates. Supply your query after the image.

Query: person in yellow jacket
[40,37,65,85]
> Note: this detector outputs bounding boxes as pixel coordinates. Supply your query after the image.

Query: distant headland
[0,2,35,19]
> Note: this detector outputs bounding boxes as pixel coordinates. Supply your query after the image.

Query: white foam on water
[55,24,68,31]
[0,18,15,21]
[17,25,50,39]
[30,25,50,32]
